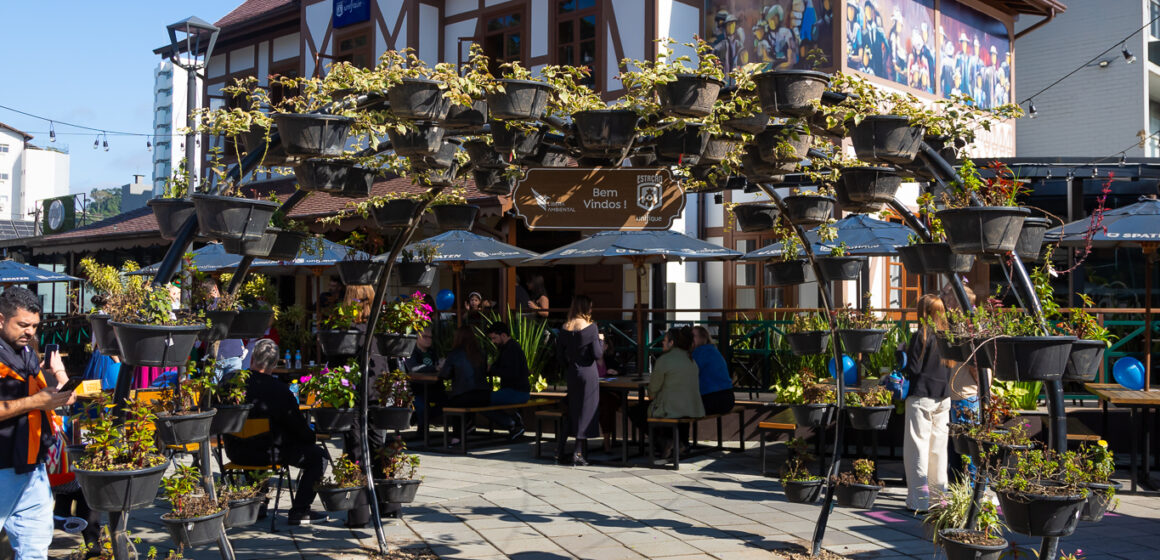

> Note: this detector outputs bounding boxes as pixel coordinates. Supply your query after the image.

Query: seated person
[688,326,735,448]
[222,339,328,526]
[439,326,492,445]
[628,327,705,460]
[486,322,531,437]
[404,327,439,373]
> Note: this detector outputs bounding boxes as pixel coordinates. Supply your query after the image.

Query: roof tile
[215,0,297,29]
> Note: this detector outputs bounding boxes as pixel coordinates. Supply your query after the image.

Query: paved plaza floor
[49,439,1160,560]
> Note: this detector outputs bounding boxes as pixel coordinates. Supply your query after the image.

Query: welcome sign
[512,168,685,231]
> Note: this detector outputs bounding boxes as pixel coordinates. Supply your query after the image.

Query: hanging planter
[782,479,824,504]
[1016,217,1051,261]
[896,245,925,275]
[317,486,363,512]
[656,124,710,166]
[834,483,881,509]
[995,486,1086,537]
[790,403,833,429]
[340,166,376,199]
[838,166,902,208]
[433,204,480,230]
[318,328,362,358]
[851,115,924,164]
[491,121,545,161]
[936,336,971,362]
[156,409,217,447]
[311,408,357,433]
[190,194,279,243]
[722,113,770,135]
[1064,339,1106,382]
[815,256,865,283]
[834,183,880,214]
[658,74,723,118]
[209,404,253,435]
[222,228,278,258]
[755,125,811,164]
[937,529,1007,560]
[240,124,288,166]
[272,113,355,157]
[336,260,384,285]
[420,161,462,186]
[443,99,488,132]
[397,262,435,287]
[224,497,263,529]
[766,260,810,287]
[971,337,996,369]
[463,139,506,169]
[90,314,120,358]
[388,77,452,121]
[1081,480,1121,522]
[486,80,553,120]
[369,406,413,431]
[522,143,571,167]
[572,110,639,160]
[161,509,227,548]
[785,331,830,356]
[937,207,1030,255]
[733,203,779,232]
[473,169,512,196]
[373,198,423,229]
[386,123,446,158]
[951,433,972,455]
[698,136,739,165]
[376,333,419,357]
[149,199,198,241]
[740,145,796,181]
[416,138,463,170]
[838,328,887,354]
[992,336,1076,382]
[293,159,354,194]
[376,479,422,504]
[906,242,976,274]
[753,70,830,117]
[267,230,309,261]
[228,309,275,338]
[782,195,835,227]
[111,323,203,367]
[846,406,893,431]
[74,459,171,512]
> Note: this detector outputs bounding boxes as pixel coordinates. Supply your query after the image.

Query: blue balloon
[1113,357,1146,391]
[828,355,858,386]
[435,289,455,311]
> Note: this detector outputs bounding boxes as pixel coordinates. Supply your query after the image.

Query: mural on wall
[843,0,936,94]
[704,1,836,75]
[938,1,1011,109]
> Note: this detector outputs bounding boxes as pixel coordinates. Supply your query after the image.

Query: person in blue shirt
[684,326,735,448]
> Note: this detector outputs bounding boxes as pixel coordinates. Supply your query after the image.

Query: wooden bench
[442,398,558,453]
[646,405,748,469]
[758,409,798,476]
[1065,416,1100,442]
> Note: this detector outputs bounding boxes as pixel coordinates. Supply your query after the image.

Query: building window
[881,212,919,317]
[335,29,372,69]
[1152,1,1160,39]
[483,8,526,73]
[0,144,8,153]
[0,173,8,182]
[269,61,301,109]
[554,0,598,88]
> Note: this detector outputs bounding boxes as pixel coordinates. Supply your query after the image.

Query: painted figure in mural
[753,20,774,64]
[888,9,907,83]
[996,49,1011,107]
[868,2,890,78]
[767,5,798,69]
[954,32,973,100]
[940,32,955,98]
[800,0,817,42]
[919,22,935,92]
[907,28,931,92]
[846,0,865,69]
[809,0,834,66]
[969,36,984,104]
[712,11,746,75]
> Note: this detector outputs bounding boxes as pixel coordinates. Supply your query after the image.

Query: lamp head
[166,16,220,70]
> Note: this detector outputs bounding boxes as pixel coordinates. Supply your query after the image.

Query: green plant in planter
[323,301,362,331]
[317,454,367,490]
[771,221,803,262]
[815,72,889,133]
[992,381,1042,411]
[973,297,1039,338]
[618,36,724,118]
[103,275,200,327]
[1070,294,1114,345]
[781,437,820,482]
[218,479,266,505]
[186,256,239,314]
[162,465,222,519]
[787,312,828,333]
[989,447,1085,496]
[802,380,837,405]
[79,257,131,312]
[846,386,892,408]
[75,396,165,471]
[300,360,360,409]
[160,163,191,199]
[154,360,214,414]
[941,159,1029,209]
[914,192,946,242]
[831,306,880,330]
[540,65,607,117]
[832,458,882,487]
[773,371,807,404]
[215,369,250,406]
[401,243,439,266]
[1070,440,1115,487]
[923,94,1023,155]
[376,436,420,480]
[374,370,415,409]
[376,291,433,336]
[336,231,383,262]
[923,479,1006,544]
[706,62,764,133]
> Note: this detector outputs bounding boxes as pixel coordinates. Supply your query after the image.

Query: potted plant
[618,37,724,119]
[832,458,883,509]
[764,222,810,287]
[186,257,240,343]
[105,276,204,368]
[968,420,1033,472]
[815,222,866,282]
[190,154,281,243]
[988,448,1088,537]
[381,50,455,122]
[837,166,902,211]
[1016,216,1051,261]
[148,166,199,241]
[315,454,367,512]
[430,188,478,230]
[784,312,830,356]
[370,370,415,431]
[301,361,360,433]
[318,301,363,358]
[754,125,811,165]
[219,479,266,529]
[374,436,422,504]
[926,481,1008,560]
[482,58,554,121]
[785,380,836,429]
[833,307,886,354]
[655,123,711,166]
[782,185,836,227]
[160,465,226,548]
[369,194,424,229]
[209,367,252,435]
[1065,294,1113,382]
[848,93,926,164]
[899,192,976,275]
[714,64,769,134]
[844,386,894,431]
[265,207,313,261]
[79,257,128,358]
[936,160,1032,255]
[976,299,1075,382]
[226,273,279,339]
[336,231,385,286]
[397,243,437,288]
[152,361,217,447]
[73,396,171,512]
[269,75,356,158]
[375,291,433,357]
[780,438,823,503]
[1072,440,1120,522]
[732,202,779,232]
[753,68,830,118]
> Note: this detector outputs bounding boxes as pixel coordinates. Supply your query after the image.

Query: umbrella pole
[1148,248,1154,392]
[636,262,645,380]
[454,263,463,327]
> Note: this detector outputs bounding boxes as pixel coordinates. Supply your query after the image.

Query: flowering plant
[300,360,360,409]
[374,369,414,408]
[317,454,366,489]
[376,436,420,480]
[376,291,433,335]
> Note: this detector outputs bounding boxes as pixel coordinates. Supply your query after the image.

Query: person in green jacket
[629,326,705,459]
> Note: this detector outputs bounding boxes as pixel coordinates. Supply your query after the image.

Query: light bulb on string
[93,135,99,149]
[49,122,56,142]
[146,139,152,152]
[1123,46,1136,64]
[1119,153,1127,166]
[103,133,109,152]
[1027,100,1038,118]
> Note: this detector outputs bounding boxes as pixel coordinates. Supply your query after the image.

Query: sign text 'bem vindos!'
[511,168,686,231]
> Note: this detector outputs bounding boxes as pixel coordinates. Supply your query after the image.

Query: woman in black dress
[557,295,602,466]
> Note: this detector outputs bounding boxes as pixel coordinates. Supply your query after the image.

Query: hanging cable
[0,103,155,137]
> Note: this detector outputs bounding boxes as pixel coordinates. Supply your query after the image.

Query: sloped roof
[215,0,297,29]
[0,122,33,141]
[980,0,1066,17]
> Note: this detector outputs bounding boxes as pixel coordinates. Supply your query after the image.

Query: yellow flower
[1098,439,1108,448]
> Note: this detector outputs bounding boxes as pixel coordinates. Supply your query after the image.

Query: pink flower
[341,379,350,387]
[299,375,312,383]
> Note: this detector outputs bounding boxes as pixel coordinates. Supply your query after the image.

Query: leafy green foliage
[475,308,551,392]
[162,465,222,518]
[377,291,433,335]
[374,370,414,408]
[780,438,820,482]
[301,360,360,409]
[317,454,366,489]
[75,395,164,471]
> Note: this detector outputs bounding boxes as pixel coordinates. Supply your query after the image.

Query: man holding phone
[0,287,73,559]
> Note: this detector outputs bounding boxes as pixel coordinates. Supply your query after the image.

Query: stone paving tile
[572,546,648,560]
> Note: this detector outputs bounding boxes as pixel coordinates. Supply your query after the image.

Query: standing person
[628,327,704,462]
[596,331,622,453]
[519,275,550,318]
[941,284,983,480]
[903,294,952,512]
[0,287,73,560]
[556,296,602,466]
[338,284,386,528]
[440,327,492,446]
[485,322,530,439]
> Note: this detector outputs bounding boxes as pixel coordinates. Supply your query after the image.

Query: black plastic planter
[522,144,571,167]
[733,203,779,232]
[156,409,217,447]
[376,479,422,504]
[839,166,902,208]
[228,309,274,338]
[336,260,383,286]
[952,433,972,455]
[267,230,308,261]
[415,138,462,171]
[397,262,435,287]
[388,78,452,121]
[782,195,835,227]
[572,110,639,160]
[785,331,830,356]
[74,459,170,512]
[1064,339,1106,382]
[782,479,823,503]
[833,182,880,214]
[293,159,353,193]
[369,406,413,431]
[937,337,971,362]
[815,256,865,282]
[766,260,810,287]
[906,242,976,274]
[373,198,422,229]
[938,529,1007,560]
[487,80,553,120]
[656,124,710,165]
[491,121,545,161]
[443,99,488,131]
[938,207,1030,255]
[311,408,357,433]
[790,403,833,428]
[190,194,279,243]
[210,404,253,435]
[225,497,263,529]
[838,329,887,354]
[377,333,419,357]
[387,123,446,158]
[992,336,1076,382]
[850,115,924,164]
[658,74,723,118]
[90,314,120,358]
[846,406,893,431]
[722,113,770,135]
[473,169,512,195]
[111,322,203,367]
[1081,480,1120,522]
[319,329,362,358]
[149,199,198,241]
[740,145,796,181]
[317,486,362,512]
[272,113,354,157]
[972,338,996,369]
[755,125,811,164]
[835,483,881,509]
[222,228,278,258]
[753,70,829,117]
[896,245,925,275]
[162,508,227,548]
[433,204,479,230]
[996,488,1086,537]
[1016,217,1051,261]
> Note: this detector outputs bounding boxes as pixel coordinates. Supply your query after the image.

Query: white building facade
[151,60,203,197]
[0,123,69,222]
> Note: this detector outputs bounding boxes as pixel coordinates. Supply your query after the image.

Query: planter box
[190,194,279,243]
[938,529,1007,560]
[1016,217,1051,261]
[210,404,253,435]
[785,331,829,356]
[369,407,413,431]
[838,329,887,354]
[992,336,1075,382]
[376,479,421,504]
[486,80,553,121]
[225,497,263,529]
[846,406,893,431]
[317,486,362,512]
[753,70,829,117]
[228,309,274,339]
[377,333,419,357]
[318,329,362,358]
[782,195,835,227]
[336,260,383,286]
[1064,339,1106,383]
[782,479,823,504]
[572,110,638,159]
[658,74,723,118]
[850,115,924,164]
[733,203,779,232]
[815,256,865,282]
[433,204,479,231]
[386,124,446,158]
[387,78,452,121]
[162,508,227,548]
[373,198,423,229]
[156,409,216,447]
[149,199,198,241]
[74,459,170,512]
[834,483,881,509]
[272,113,354,157]
[790,403,832,428]
[839,166,902,207]
[311,408,357,433]
[111,322,203,367]
[938,207,1030,255]
[765,260,810,287]
[90,314,119,357]
[996,487,1086,537]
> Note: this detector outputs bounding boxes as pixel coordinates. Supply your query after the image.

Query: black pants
[278,442,331,515]
[447,389,492,437]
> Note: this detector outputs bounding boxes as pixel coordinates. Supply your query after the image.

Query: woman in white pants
[903,293,952,512]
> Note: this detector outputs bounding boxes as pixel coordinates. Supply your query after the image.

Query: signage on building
[512,168,685,231]
[334,0,371,28]
[41,195,76,235]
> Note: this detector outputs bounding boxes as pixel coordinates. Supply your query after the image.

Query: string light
[146,138,153,152]
[48,122,55,142]
[1027,100,1038,119]
[102,133,109,152]
[1123,45,1137,64]
[93,135,99,149]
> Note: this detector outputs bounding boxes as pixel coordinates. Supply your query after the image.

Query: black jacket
[0,339,53,473]
[905,329,950,400]
[490,339,531,393]
[224,373,315,464]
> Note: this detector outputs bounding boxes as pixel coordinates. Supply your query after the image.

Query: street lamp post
[166,16,219,192]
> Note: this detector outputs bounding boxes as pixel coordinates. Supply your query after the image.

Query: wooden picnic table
[600,376,649,464]
[1085,383,1160,492]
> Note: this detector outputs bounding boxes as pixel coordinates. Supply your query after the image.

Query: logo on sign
[636,175,662,212]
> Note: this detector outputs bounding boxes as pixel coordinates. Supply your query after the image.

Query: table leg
[422,382,431,448]
[1101,399,1109,442]
[1132,406,1139,493]
[620,390,629,465]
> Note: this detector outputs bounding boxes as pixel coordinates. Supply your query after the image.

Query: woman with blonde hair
[903,293,952,512]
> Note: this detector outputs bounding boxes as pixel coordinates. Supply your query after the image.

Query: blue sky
[0,0,243,196]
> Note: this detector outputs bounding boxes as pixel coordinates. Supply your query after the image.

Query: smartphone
[59,377,83,393]
[43,344,59,356]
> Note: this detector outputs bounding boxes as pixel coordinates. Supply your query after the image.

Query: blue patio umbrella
[131,244,242,275]
[743,214,915,260]
[0,260,79,283]
[251,238,370,272]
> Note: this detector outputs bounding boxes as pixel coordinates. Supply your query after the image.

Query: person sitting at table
[222,339,329,526]
[405,327,439,373]
[690,326,735,449]
[486,322,530,439]
[557,295,602,466]
[628,326,705,461]
[440,326,492,446]
[596,330,623,453]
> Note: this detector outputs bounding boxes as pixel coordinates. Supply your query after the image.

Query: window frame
[550,0,601,91]
[334,24,374,70]
[479,4,529,73]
